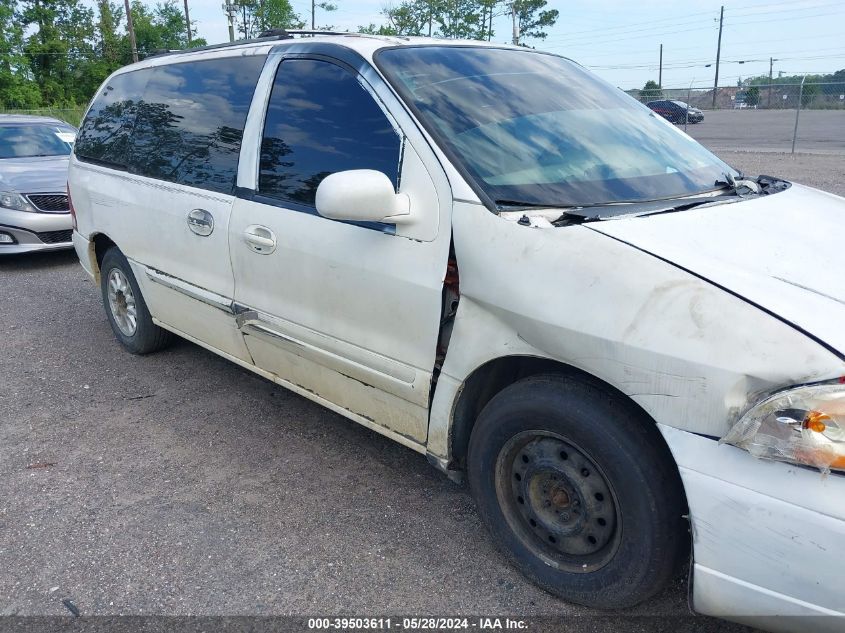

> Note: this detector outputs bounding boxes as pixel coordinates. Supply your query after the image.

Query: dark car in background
[646,100,704,124]
[0,115,76,254]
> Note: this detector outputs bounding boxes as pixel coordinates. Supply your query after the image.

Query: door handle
[243,225,276,254]
[186,209,214,236]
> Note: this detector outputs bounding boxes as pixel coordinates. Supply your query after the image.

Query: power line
[542,0,841,44]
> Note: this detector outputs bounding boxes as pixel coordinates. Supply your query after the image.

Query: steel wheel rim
[107,268,138,337]
[495,430,621,573]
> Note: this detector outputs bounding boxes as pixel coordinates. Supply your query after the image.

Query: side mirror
[315,170,411,224]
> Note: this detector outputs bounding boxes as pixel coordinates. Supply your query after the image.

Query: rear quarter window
[127,55,266,195]
[75,70,150,168]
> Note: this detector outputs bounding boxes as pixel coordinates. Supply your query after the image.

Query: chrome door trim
[144,265,235,314]
[235,308,422,400]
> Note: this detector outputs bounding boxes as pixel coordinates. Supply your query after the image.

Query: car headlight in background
[722,382,845,474]
[0,191,37,213]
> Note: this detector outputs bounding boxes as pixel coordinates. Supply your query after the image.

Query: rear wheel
[468,373,688,609]
[100,247,173,354]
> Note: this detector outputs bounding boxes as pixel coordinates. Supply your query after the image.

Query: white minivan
[68,33,844,631]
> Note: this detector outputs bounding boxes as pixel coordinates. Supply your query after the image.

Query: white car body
[69,35,845,630]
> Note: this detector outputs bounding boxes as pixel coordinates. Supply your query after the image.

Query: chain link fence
[629,82,845,154]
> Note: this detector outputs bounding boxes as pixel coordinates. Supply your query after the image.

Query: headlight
[722,382,845,474]
[0,191,37,213]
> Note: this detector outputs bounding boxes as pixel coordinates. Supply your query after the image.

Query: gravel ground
[685,109,845,154]
[6,149,837,629]
[1,252,756,631]
[717,150,845,197]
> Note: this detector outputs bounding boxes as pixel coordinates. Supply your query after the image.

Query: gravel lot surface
[8,148,838,628]
[684,109,845,154]
[717,150,845,197]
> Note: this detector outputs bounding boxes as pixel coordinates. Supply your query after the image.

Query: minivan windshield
[0,123,76,159]
[377,47,736,209]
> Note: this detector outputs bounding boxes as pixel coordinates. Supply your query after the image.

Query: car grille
[37,229,73,244]
[27,193,69,213]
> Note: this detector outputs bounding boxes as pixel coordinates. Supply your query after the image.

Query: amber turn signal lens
[803,411,830,433]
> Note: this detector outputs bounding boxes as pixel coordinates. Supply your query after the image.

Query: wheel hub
[498,434,620,572]
[107,268,138,337]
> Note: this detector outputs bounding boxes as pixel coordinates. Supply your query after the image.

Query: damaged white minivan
[68,33,844,631]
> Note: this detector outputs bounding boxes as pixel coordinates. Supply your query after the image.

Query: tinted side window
[75,70,150,168]
[127,55,266,194]
[259,59,400,207]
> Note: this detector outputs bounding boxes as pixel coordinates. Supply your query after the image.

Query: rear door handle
[243,225,276,254]
[187,209,214,236]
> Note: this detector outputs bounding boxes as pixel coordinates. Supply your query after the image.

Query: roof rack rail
[144,29,356,61]
[256,28,294,39]
[144,31,298,59]
[283,29,351,36]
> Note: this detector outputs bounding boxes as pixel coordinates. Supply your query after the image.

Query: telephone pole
[223,0,236,42]
[768,57,778,108]
[183,0,192,44]
[658,44,663,89]
[311,0,315,29]
[123,0,138,62]
[712,5,724,108]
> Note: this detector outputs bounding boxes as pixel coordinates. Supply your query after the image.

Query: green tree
[745,85,760,107]
[513,0,558,41]
[436,0,486,39]
[130,0,206,58]
[361,0,501,41]
[0,0,41,107]
[386,0,439,36]
[19,0,99,105]
[237,0,303,38]
[641,79,662,100]
[358,23,399,35]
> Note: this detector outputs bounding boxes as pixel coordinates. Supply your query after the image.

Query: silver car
[0,115,76,254]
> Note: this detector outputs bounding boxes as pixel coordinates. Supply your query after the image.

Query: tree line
[0,0,557,110]
[357,0,557,42]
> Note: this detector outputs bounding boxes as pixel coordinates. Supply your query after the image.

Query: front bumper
[0,207,73,254]
[660,424,845,632]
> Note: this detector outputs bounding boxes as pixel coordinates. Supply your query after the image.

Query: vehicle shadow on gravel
[0,249,79,271]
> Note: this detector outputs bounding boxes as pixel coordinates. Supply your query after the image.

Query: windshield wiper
[495,199,564,211]
[552,195,742,225]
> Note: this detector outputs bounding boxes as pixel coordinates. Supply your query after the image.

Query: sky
[174,0,845,89]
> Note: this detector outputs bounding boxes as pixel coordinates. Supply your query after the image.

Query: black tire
[468,373,688,609]
[100,247,173,355]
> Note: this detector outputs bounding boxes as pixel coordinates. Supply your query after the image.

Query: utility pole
[511,2,519,45]
[712,5,723,108]
[223,0,236,42]
[658,44,663,89]
[311,0,315,29]
[124,0,138,62]
[183,0,192,44]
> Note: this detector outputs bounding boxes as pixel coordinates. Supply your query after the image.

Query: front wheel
[100,247,173,354]
[468,374,688,609]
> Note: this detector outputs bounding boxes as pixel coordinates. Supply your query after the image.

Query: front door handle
[186,209,214,236]
[243,225,276,254]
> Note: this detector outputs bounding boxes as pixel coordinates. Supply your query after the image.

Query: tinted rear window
[127,56,266,194]
[74,70,149,168]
